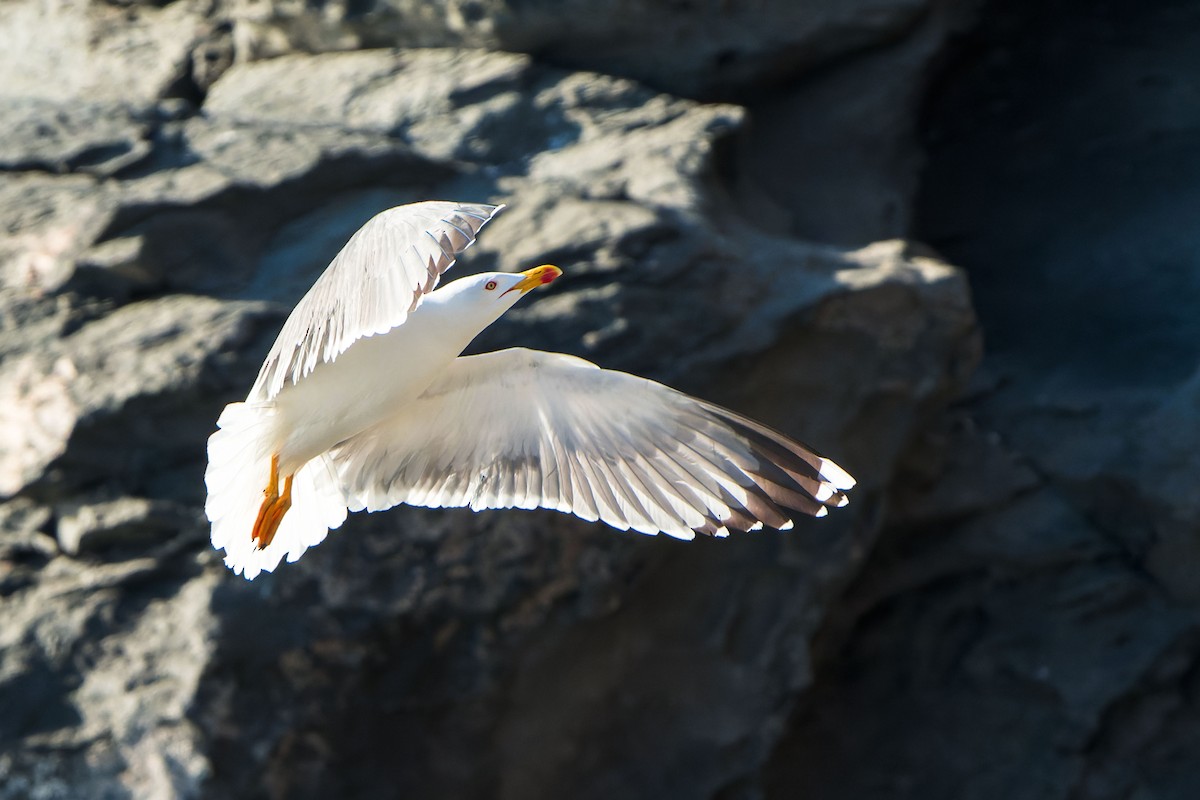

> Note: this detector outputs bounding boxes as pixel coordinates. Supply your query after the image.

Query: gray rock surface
[762,2,1200,799]
[1,1,1196,799]
[0,0,202,105]
[729,0,981,245]
[216,0,932,98]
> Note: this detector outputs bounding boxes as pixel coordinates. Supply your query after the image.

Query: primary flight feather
[205,201,855,579]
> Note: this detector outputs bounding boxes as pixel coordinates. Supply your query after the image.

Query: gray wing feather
[331,348,855,539]
[250,201,503,401]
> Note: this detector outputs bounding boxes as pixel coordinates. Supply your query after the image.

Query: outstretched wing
[332,348,855,538]
[250,201,503,401]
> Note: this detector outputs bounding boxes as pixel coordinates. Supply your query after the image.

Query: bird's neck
[409,290,502,359]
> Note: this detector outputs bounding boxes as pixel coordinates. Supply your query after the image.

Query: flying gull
[205,202,855,579]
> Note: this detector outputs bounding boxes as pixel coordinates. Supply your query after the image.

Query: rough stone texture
[2,0,1196,799]
[0,99,153,177]
[761,2,1200,799]
[0,0,204,105]
[728,0,981,245]
[216,0,931,98]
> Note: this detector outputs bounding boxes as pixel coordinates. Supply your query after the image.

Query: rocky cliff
[0,1,1196,798]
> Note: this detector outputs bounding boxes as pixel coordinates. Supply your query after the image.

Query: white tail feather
[205,402,348,580]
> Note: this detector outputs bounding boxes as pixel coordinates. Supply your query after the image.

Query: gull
[205,201,855,579]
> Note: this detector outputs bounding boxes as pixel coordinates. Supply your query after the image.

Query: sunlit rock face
[11,1,1194,799]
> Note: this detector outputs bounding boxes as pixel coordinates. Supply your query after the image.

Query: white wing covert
[250,201,503,401]
[332,348,855,539]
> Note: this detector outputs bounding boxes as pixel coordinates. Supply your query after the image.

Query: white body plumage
[271,273,529,476]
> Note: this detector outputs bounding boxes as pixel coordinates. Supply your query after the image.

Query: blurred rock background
[0,0,1196,797]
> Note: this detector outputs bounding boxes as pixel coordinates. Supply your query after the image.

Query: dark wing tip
[694,401,855,525]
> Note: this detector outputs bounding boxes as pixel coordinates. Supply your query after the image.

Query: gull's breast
[272,316,460,474]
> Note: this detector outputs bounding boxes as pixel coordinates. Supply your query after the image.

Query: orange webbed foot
[251,455,293,550]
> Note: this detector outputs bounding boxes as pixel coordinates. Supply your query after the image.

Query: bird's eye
[485,280,497,291]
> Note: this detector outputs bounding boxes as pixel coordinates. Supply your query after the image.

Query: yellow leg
[251,455,293,550]
[262,473,293,548]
